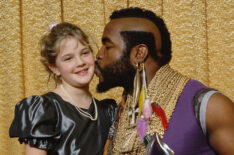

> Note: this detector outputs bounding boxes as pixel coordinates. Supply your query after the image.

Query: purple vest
[163,80,216,155]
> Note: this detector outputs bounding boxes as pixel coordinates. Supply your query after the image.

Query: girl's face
[52,37,95,88]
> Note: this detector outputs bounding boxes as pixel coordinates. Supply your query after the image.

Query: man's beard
[96,53,136,93]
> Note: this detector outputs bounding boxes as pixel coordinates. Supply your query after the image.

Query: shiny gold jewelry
[128,63,142,125]
[132,63,141,108]
[113,64,190,154]
[60,85,98,121]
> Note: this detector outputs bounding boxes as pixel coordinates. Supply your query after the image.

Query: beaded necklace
[60,85,98,121]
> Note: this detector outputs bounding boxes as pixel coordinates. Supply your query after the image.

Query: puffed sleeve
[9,95,61,150]
[101,99,118,123]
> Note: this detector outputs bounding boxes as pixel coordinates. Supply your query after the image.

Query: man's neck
[144,57,161,86]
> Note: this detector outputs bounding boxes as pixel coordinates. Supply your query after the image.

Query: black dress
[9,92,117,155]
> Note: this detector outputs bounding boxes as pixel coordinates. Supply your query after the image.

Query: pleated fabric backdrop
[0,0,233,154]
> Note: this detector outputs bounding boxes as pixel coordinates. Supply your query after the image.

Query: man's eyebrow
[102,37,113,44]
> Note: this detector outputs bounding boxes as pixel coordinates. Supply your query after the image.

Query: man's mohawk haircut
[110,7,159,21]
[109,7,172,66]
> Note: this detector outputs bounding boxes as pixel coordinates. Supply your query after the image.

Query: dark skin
[96,18,161,87]
[96,17,234,154]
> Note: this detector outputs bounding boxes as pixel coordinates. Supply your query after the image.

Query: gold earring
[132,63,142,109]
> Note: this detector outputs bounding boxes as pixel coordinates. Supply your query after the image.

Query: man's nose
[96,46,104,61]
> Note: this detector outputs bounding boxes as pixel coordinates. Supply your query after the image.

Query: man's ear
[130,44,148,66]
[49,64,60,76]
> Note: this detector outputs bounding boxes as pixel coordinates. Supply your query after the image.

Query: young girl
[9,22,117,155]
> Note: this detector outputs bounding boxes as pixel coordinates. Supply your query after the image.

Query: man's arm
[25,144,47,155]
[206,93,234,154]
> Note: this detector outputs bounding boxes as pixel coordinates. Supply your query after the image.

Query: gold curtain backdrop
[0,0,233,154]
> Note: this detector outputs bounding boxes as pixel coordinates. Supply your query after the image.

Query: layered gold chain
[113,65,190,154]
[147,65,189,137]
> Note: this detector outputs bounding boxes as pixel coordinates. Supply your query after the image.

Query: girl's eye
[82,51,90,55]
[64,57,71,61]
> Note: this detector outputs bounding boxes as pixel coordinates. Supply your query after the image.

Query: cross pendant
[128,107,139,124]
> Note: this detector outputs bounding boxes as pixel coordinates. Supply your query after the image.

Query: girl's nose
[75,56,85,67]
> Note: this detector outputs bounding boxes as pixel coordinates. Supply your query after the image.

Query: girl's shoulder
[9,92,62,149]
[95,98,118,122]
[15,92,60,109]
[95,98,117,109]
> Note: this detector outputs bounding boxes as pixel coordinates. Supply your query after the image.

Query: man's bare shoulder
[206,93,234,154]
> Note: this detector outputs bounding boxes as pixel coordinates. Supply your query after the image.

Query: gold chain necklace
[147,64,189,136]
[60,85,98,121]
[113,64,190,154]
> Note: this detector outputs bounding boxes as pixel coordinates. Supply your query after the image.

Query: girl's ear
[49,64,60,76]
[130,44,149,67]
